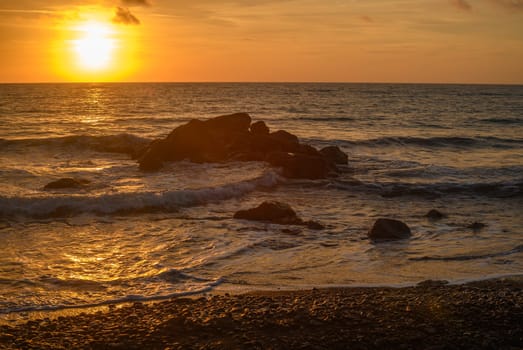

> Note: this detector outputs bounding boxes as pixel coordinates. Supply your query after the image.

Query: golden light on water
[73,22,116,71]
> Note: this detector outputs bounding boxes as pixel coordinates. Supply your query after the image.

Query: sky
[0,0,522,83]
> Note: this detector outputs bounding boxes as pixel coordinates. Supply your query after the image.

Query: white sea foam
[0,170,281,218]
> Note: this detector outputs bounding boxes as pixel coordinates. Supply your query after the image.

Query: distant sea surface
[1,83,522,319]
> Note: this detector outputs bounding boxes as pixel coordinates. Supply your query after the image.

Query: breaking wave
[0,133,152,155]
[332,179,523,198]
[342,136,523,149]
[410,245,523,262]
[0,171,281,218]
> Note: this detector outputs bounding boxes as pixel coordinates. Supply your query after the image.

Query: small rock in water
[425,209,445,220]
[234,201,301,225]
[305,220,325,230]
[368,218,412,241]
[468,222,486,230]
[234,201,324,229]
[44,178,90,190]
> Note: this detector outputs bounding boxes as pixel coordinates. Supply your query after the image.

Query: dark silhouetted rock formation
[137,113,347,180]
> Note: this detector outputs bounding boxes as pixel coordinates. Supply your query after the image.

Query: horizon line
[1,81,522,86]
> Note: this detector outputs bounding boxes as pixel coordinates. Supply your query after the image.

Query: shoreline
[2,273,522,326]
[1,277,522,349]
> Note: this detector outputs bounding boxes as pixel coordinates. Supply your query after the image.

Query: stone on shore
[3,279,522,350]
[368,218,412,241]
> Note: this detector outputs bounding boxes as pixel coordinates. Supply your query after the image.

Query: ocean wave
[410,244,523,262]
[0,133,151,155]
[333,179,523,198]
[342,136,523,149]
[0,171,281,218]
[479,117,523,125]
[289,116,354,122]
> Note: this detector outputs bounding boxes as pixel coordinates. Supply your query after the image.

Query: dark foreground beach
[1,278,522,350]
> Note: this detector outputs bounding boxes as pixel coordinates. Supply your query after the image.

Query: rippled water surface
[1,83,522,318]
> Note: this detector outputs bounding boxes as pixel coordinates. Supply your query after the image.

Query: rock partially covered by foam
[234,201,324,230]
[368,218,412,241]
[137,112,348,180]
[320,146,349,165]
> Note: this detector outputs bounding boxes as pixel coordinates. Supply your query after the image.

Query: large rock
[368,218,412,241]
[139,113,251,168]
[234,201,324,230]
[137,112,343,180]
[201,112,251,133]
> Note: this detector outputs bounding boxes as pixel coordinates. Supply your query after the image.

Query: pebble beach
[1,277,522,349]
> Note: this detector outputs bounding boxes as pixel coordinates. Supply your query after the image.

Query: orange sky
[0,0,522,83]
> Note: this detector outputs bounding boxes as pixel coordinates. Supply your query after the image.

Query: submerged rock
[234,201,324,229]
[44,178,90,190]
[368,218,412,241]
[426,209,445,220]
[468,222,486,230]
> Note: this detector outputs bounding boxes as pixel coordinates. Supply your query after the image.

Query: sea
[1,83,522,320]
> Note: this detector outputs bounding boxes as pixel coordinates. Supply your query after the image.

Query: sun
[74,22,116,71]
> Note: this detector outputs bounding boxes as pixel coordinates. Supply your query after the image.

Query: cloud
[112,6,140,25]
[449,0,472,11]
[121,0,150,7]
[489,0,523,12]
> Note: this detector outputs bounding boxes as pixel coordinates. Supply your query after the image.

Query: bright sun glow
[74,22,116,70]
